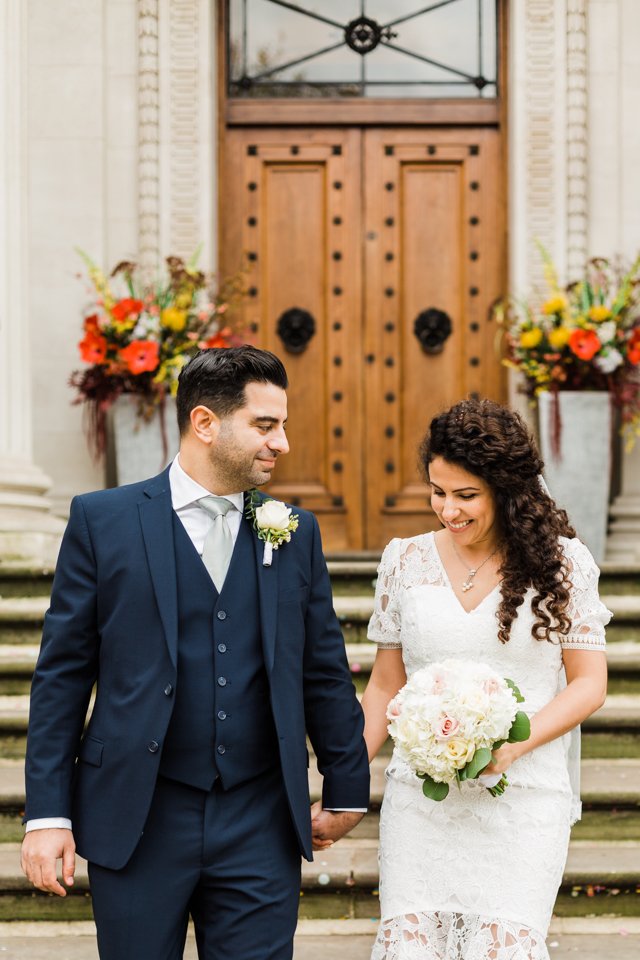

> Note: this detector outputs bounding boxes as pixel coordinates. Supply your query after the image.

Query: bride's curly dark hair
[420,398,577,644]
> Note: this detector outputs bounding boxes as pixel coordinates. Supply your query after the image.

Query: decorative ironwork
[345,16,397,55]
[413,308,453,355]
[228,1,498,100]
[276,307,316,354]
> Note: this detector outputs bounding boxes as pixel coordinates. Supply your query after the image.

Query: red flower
[111,298,144,323]
[119,340,160,375]
[628,329,640,365]
[568,328,601,361]
[201,331,231,349]
[83,314,101,335]
[79,332,108,364]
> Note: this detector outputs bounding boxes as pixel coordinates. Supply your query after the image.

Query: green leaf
[464,746,493,780]
[508,711,531,743]
[420,775,449,801]
[505,678,525,703]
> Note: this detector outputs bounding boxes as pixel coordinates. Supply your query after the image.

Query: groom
[21,346,369,959]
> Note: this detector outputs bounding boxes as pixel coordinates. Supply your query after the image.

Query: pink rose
[484,678,501,696]
[433,715,460,741]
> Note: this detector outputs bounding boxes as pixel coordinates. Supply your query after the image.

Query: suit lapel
[246,493,279,674]
[138,469,179,668]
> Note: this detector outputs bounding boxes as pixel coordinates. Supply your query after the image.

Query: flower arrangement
[497,250,640,444]
[70,250,246,458]
[387,660,530,800]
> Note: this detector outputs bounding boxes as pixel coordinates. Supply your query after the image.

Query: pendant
[263,540,273,567]
[462,570,477,592]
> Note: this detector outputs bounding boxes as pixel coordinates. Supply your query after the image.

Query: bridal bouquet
[386,660,531,801]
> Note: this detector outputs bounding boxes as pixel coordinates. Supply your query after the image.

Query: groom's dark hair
[176,345,289,434]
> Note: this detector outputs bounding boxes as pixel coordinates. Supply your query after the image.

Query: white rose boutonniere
[246,491,299,566]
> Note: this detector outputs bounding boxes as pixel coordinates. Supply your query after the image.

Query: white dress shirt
[26,456,362,831]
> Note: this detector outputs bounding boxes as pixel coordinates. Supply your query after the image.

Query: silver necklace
[450,540,501,593]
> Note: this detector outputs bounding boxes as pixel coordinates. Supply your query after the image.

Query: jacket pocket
[278,584,309,604]
[78,735,104,767]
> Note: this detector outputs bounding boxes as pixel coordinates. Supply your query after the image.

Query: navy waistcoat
[159,511,278,791]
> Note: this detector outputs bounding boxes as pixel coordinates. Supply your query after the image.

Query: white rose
[594,347,623,374]
[255,499,292,531]
[597,321,617,344]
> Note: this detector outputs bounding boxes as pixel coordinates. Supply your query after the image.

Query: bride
[362,399,609,960]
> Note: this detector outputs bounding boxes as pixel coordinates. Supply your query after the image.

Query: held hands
[310,801,364,851]
[21,828,76,897]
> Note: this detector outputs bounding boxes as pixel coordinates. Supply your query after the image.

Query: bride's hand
[480,741,524,776]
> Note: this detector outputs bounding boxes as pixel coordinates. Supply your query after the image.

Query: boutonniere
[245,491,299,567]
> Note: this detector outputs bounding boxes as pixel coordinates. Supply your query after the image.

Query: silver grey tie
[199,496,236,591]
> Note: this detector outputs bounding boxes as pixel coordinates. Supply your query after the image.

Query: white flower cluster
[387,660,519,784]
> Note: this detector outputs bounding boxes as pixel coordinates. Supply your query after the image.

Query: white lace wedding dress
[368,533,610,960]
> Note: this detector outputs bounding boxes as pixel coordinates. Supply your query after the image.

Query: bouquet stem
[488,774,509,797]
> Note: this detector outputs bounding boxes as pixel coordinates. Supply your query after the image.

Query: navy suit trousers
[88,766,301,960]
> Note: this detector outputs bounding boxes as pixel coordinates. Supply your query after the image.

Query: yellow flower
[542,296,567,315]
[174,292,193,310]
[548,327,572,349]
[161,307,188,332]
[520,328,543,349]
[588,305,612,322]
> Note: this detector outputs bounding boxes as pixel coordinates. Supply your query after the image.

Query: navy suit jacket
[24,468,369,868]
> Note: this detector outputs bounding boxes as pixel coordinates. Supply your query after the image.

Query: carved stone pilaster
[168,0,202,258]
[138,0,161,273]
[566,0,589,277]
[523,0,563,292]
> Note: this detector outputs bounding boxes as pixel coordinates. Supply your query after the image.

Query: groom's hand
[310,801,364,850]
[21,828,76,897]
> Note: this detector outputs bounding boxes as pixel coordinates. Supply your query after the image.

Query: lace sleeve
[559,538,612,651]
[368,538,403,649]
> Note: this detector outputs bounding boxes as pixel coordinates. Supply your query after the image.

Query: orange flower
[111,298,144,323]
[79,332,108,364]
[201,331,231,349]
[628,329,640,365]
[568,328,601,361]
[83,314,101,336]
[119,340,160,375]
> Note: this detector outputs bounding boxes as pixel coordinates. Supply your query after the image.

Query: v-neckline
[430,532,501,616]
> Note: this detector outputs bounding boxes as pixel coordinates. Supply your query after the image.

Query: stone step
[333,594,640,624]
[0,839,639,895]
[3,641,640,681]
[1,757,638,813]
[2,593,640,628]
[344,641,640,674]
[1,920,639,960]
[2,692,640,735]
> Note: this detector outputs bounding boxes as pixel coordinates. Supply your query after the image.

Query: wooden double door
[222,127,505,551]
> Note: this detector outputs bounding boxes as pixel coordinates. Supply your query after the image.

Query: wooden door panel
[221,129,364,550]
[363,129,505,548]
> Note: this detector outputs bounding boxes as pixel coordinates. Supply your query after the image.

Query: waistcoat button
[217,744,226,755]
[148,740,159,753]
[218,643,227,653]
[217,676,227,687]
[217,610,227,621]
[217,710,227,720]
[164,684,173,696]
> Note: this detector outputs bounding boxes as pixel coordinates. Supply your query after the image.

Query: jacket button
[164,684,173,696]
[217,744,226,755]
[218,643,227,653]
[217,677,227,687]
[148,740,159,753]
[217,610,227,621]
[217,710,227,720]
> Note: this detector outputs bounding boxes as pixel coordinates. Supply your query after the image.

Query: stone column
[0,0,64,567]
